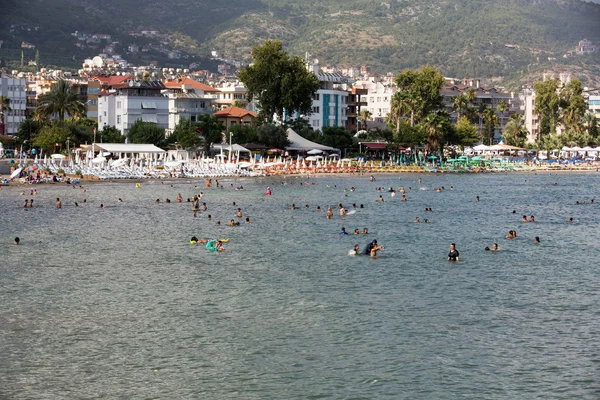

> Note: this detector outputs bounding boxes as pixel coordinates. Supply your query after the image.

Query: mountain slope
[1,0,599,87]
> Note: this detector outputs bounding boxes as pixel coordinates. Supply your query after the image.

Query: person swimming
[326,207,333,219]
[237,208,243,217]
[362,228,368,234]
[370,243,384,257]
[447,243,459,261]
[14,237,20,245]
[362,240,378,255]
[340,227,348,235]
[349,244,360,255]
[376,195,384,202]
[492,243,498,251]
[266,187,272,196]
[568,217,573,223]
[415,217,420,223]
[529,215,535,222]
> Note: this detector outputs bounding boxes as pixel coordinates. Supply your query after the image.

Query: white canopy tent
[286,128,338,152]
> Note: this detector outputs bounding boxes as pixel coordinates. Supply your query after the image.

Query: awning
[361,142,387,150]
[286,128,338,151]
[94,143,166,153]
[212,144,252,154]
[141,102,157,109]
[141,114,158,123]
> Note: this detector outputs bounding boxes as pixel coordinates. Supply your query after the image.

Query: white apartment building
[0,73,27,135]
[306,71,349,129]
[214,81,248,110]
[98,81,169,136]
[588,95,600,119]
[354,77,397,126]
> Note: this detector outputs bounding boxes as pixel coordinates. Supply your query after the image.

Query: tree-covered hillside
[1,0,599,87]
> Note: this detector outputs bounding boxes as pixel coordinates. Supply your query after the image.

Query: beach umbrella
[307,149,323,155]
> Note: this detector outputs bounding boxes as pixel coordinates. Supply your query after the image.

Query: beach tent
[473,144,490,151]
[285,128,338,151]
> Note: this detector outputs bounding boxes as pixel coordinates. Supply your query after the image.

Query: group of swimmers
[349,239,384,257]
[339,227,369,235]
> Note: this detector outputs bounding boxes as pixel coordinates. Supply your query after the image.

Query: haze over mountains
[1,0,599,88]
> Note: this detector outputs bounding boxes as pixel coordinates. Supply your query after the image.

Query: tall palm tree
[0,96,11,134]
[497,99,509,128]
[477,103,487,138]
[452,94,469,120]
[389,93,412,132]
[359,109,372,131]
[483,107,499,145]
[464,87,477,104]
[502,114,529,147]
[421,113,446,154]
[35,80,86,122]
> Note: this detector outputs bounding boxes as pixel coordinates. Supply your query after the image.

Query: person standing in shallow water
[448,243,459,261]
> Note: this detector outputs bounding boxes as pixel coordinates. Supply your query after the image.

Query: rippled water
[2,172,599,399]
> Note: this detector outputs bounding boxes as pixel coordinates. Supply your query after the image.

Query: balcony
[348,101,368,106]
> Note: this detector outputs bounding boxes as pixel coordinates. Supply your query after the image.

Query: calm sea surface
[1,172,599,399]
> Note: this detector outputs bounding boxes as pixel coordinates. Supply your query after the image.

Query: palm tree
[477,103,487,138]
[452,94,469,120]
[464,87,477,104]
[389,93,411,132]
[359,109,372,131]
[421,113,448,155]
[35,80,86,122]
[483,107,499,145]
[502,114,529,147]
[497,99,509,128]
[0,96,11,134]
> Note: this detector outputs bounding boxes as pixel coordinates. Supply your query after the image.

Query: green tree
[483,107,499,145]
[452,94,469,120]
[127,120,167,147]
[497,99,509,128]
[395,66,445,126]
[171,118,203,149]
[583,113,598,138]
[33,124,70,153]
[15,119,43,148]
[418,112,453,154]
[230,124,259,145]
[99,125,126,143]
[0,96,11,132]
[321,126,353,149]
[559,78,586,133]
[256,125,290,149]
[197,114,225,152]
[388,93,412,132]
[35,80,86,121]
[502,114,529,147]
[453,116,481,148]
[533,78,560,139]
[359,109,372,130]
[237,40,320,123]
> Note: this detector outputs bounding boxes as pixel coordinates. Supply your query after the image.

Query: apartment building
[0,73,27,135]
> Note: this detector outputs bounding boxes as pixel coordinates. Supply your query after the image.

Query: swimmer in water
[156,199,160,204]
[415,217,420,223]
[245,217,250,224]
[425,219,430,223]
[176,193,183,203]
[568,217,573,223]
[534,236,540,244]
[370,243,384,257]
[326,207,333,219]
[376,195,384,202]
[362,228,368,234]
[349,244,360,255]
[291,203,297,210]
[228,219,240,227]
[14,237,20,245]
[56,198,62,209]
[492,243,498,251]
[354,229,360,235]
[475,196,480,201]
[338,204,347,217]
[190,236,208,244]
[529,215,535,222]
[316,206,321,212]
[522,215,528,222]
[340,227,348,235]
[505,230,516,239]
[237,208,243,217]
[447,243,459,261]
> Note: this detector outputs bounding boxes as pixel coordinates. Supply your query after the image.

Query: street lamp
[228,132,233,163]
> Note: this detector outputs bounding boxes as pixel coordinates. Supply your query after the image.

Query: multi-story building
[588,95,600,119]
[520,88,539,143]
[214,81,249,111]
[346,87,368,131]
[98,80,169,136]
[441,78,515,143]
[163,77,219,132]
[354,75,397,127]
[306,69,349,130]
[0,73,27,135]
[576,39,596,54]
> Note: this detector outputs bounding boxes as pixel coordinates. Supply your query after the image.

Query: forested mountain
[1,0,599,88]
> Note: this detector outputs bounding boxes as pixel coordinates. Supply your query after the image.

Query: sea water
[1,173,599,399]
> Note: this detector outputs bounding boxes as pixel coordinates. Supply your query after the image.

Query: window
[191,115,196,122]
[117,115,121,124]
[230,121,236,126]
[377,97,381,102]
[329,106,335,115]
[314,93,320,101]
[370,97,374,102]
[104,111,107,117]
[312,106,320,114]
[117,101,122,109]
[200,101,205,109]
[312,119,320,127]
[384,97,388,102]
[88,88,100,95]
